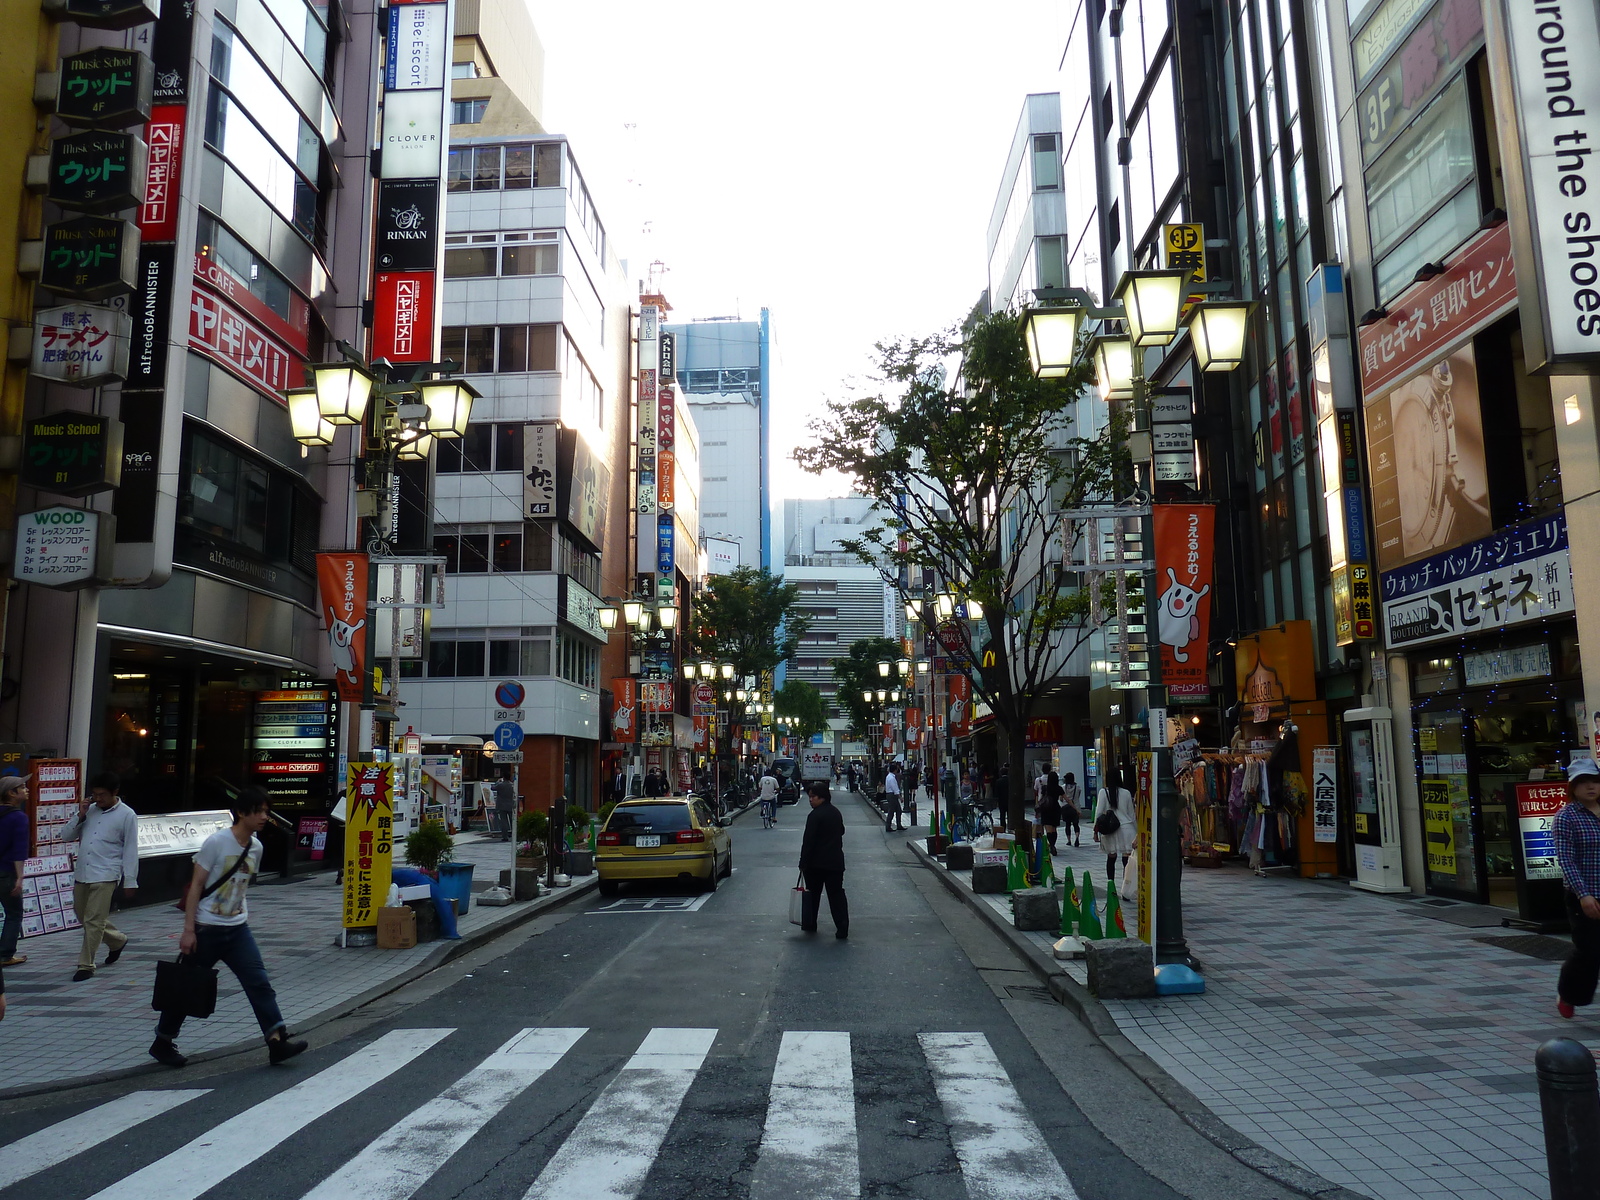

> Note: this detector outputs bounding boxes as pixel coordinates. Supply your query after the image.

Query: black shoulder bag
[152,848,252,1018]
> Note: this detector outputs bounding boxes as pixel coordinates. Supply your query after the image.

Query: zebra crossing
[0,1026,1082,1200]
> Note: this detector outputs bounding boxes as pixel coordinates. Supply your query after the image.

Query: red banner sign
[1026,715,1062,747]
[317,553,369,702]
[372,270,436,361]
[139,105,185,241]
[611,678,637,741]
[641,679,674,713]
[692,715,708,751]
[190,288,300,402]
[1152,505,1215,700]
[946,675,971,738]
[193,252,311,355]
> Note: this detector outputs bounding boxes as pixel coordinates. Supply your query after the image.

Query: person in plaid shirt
[1555,758,1600,1019]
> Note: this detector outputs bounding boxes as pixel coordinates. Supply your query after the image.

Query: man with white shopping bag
[797,780,848,939]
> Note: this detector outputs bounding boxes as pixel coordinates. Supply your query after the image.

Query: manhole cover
[1472,934,1571,961]
[1004,984,1055,1003]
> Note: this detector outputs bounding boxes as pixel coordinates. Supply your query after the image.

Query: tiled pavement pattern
[0,834,572,1093]
[929,832,1597,1200]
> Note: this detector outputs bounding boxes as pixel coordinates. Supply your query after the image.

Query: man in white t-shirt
[883,766,903,831]
[150,788,307,1069]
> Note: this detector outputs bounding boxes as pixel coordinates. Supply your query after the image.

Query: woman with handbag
[1093,767,1136,881]
[149,788,307,1069]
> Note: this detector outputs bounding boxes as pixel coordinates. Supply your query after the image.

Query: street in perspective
[1,1,1600,1199]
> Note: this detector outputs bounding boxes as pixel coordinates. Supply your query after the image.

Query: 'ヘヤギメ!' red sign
[1152,505,1215,700]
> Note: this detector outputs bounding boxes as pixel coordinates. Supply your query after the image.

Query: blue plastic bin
[435,861,476,915]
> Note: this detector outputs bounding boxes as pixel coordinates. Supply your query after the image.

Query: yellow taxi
[595,797,732,895]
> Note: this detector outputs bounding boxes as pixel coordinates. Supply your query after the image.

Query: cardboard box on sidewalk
[376,905,417,949]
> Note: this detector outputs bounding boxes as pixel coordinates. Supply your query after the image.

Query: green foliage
[516,809,548,845]
[832,637,905,742]
[775,678,829,743]
[688,566,811,679]
[599,800,618,827]
[566,804,592,841]
[403,820,454,872]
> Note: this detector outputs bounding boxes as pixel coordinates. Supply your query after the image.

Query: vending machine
[1343,705,1407,893]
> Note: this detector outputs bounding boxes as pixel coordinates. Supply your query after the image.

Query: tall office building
[663,312,771,571]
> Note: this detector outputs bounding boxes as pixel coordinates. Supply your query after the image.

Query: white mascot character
[327,611,366,678]
[1157,568,1210,663]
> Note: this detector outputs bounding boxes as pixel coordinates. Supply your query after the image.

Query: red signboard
[138,105,185,241]
[316,553,369,702]
[946,675,971,738]
[611,678,637,740]
[372,270,436,362]
[189,288,300,402]
[641,679,674,713]
[1514,783,1567,819]
[193,253,310,355]
[1153,505,1216,700]
[1357,221,1517,398]
[1026,715,1063,747]
[692,715,708,751]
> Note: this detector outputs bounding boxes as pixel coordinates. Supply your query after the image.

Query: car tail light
[675,829,706,843]
[598,832,621,845]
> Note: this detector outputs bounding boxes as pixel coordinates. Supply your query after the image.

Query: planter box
[565,849,594,877]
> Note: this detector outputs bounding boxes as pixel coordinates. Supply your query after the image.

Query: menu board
[30,758,83,855]
[20,852,78,939]
[251,687,338,814]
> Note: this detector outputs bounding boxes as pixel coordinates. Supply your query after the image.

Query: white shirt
[759,776,779,800]
[192,829,263,926]
[885,772,901,795]
[64,800,140,885]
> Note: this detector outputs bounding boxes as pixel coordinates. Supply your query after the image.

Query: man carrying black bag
[149,788,307,1068]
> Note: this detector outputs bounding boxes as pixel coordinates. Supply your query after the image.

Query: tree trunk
[1005,721,1029,836]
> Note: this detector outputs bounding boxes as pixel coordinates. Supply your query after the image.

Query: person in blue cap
[1555,757,1600,1019]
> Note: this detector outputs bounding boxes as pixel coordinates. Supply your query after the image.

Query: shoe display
[269,1034,309,1064]
[148,1038,188,1068]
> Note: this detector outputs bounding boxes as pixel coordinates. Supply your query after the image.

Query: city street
[0,793,1296,1200]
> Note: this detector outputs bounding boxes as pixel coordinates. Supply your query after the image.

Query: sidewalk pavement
[918,833,1596,1200]
[0,833,594,1097]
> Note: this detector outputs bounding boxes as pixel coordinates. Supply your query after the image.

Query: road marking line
[88,1028,453,1200]
[301,1028,587,1200]
[750,1031,858,1200]
[524,1027,717,1200]
[0,1089,211,1189]
[920,1032,1080,1200]
[587,895,711,914]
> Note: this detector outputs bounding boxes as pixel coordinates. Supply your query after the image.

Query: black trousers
[884,798,903,831]
[1560,890,1600,1007]
[800,870,848,933]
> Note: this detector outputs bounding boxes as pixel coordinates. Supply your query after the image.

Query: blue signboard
[1343,488,1369,563]
[492,721,524,750]
[656,513,674,574]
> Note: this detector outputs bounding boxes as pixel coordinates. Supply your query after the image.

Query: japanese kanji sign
[318,553,371,703]
[55,48,152,128]
[138,106,185,240]
[13,507,112,590]
[48,130,146,213]
[1312,747,1338,844]
[21,411,123,496]
[39,217,139,301]
[342,762,394,930]
[1357,0,1483,163]
[1152,505,1216,700]
[189,288,298,400]
[1381,509,1572,648]
[371,270,435,362]
[30,306,130,387]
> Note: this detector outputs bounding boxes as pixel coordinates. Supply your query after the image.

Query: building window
[451,99,488,124]
[433,524,526,574]
[177,425,318,579]
[443,231,559,279]
[436,422,525,473]
[1032,133,1060,190]
[446,142,562,191]
[440,325,560,375]
[451,61,480,79]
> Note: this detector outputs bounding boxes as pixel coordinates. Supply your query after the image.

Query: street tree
[775,679,828,744]
[797,310,1127,834]
[831,636,904,773]
[689,566,811,682]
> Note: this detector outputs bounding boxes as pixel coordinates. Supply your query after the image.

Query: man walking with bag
[63,772,140,981]
[798,780,848,938]
[150,787,306,1068]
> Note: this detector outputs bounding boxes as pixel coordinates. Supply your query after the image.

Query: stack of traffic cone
[1006,841,1029,892]
[1036,836,1056,887]
[1077,870,1104,940]
[1103,881,1127,939]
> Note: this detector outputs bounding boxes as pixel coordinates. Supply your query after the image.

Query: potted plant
[565,803,595,876]
[516,811,549,869]
[404,820,454,871]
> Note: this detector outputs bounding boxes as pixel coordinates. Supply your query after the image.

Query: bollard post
[1536,1037,1600,1200]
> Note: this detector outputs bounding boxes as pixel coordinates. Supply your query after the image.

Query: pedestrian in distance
[968,763,984,805]
[0,776,29,967]
[759,769,780,826]
[644,769,668,798]
[1037,771,1064,855]
[883,765,904,832]
[903,761,920,827]
[150,787,307,1069]
[994,765,1010,826]
[63,771,140,981]
[1556,757,1600,1020]
[492,775,516,841]
[1061,772,1083,847]
[798,780,848,939]
[1094,766,1136,881]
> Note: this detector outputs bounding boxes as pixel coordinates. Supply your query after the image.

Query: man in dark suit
[798,780,848,939]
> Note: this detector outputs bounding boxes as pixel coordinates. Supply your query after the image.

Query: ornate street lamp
[877,660,891,678]
[1092,336,1134,401]
[890,689,901,703]
[1021,305,1084,378]
[862,689,873,703]
[396,430,433,461]
[917,659,930,674]
[417,378,478,439]
[1113,269,1190,347]
[904,598,923,624]
[286,388,334,447]
[876,689,887,703]
[311,361,375,425]
[1185,300,1256,372]
[935,591,956,620]
[897,658,911,676]
[681,662,696,680]
[597,602,619,631]
[657,604,679,630]
[720,663,735,680]
[967,599,985,622]
[698,660,714,678]
[623,599,644,627]
[636,608,653,632]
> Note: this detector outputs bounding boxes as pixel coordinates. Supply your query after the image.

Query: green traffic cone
[1060,873,1081,935]
[929,806,937,837]
[1103,880,1127,939]
[1037,836,1056,887]
[1077,870,1104,940]
[1006,842,1028,892]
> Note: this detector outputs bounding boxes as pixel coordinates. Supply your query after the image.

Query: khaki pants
[73,881,126,971]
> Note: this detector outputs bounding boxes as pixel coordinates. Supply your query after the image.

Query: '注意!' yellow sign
[344,761,395,929]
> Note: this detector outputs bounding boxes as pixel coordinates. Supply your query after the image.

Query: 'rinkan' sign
[1487,0,1600,371]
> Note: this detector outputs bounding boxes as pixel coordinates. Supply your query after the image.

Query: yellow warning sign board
[1421,779,1456,873]
[1162,223,1206,285]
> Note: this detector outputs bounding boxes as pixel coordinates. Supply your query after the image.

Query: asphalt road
[0,789,1299,1200]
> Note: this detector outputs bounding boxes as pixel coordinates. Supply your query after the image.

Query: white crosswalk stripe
[300,1027,586,1200]
[920,1031,1080,1200]
[86,1028,453,1200]
[0,1089,210,1190]
[523,1027,718,1200]
[749,1031,859,1200]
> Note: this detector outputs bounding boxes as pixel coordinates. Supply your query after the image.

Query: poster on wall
[1151,505,1215,700]
[610,678,637,740]
[317,553,370,702]
[342,762,394,931]
[1513,782,1567,881]
[1364,347,1490,572]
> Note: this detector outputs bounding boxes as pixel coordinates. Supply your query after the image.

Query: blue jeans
[0,872,21,959]
[156,922,285,1041]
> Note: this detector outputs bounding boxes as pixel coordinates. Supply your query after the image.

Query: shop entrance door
[1417,711,1484,902]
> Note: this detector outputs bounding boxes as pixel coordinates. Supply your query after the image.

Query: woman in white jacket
[1093,767,1137,881]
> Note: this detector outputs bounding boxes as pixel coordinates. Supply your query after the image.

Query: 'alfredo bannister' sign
[1487,0,1600,370]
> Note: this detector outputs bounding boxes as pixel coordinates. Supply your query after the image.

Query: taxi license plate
[635,834,661,848]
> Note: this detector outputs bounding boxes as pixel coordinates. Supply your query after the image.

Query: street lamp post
[1023,275,1253,970]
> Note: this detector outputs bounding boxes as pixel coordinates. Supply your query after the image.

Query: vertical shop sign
[1421,778,1456,872]
[523,422,556,515]
[371,271,435,362]
[1513,782,1568,881]
[946,674,971,738]
[342,762,394,929]
[1312,746,1338,843]
[1151,505,1215,699]
[138,107,184,239]
[610,678,637,740]
[1135,752,1153,944]
[637,304,661,572]
[317,553,370,702]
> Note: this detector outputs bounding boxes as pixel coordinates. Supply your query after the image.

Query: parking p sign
[492,721,524,750]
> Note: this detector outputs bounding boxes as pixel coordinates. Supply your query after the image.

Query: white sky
[529,1,1065,505]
